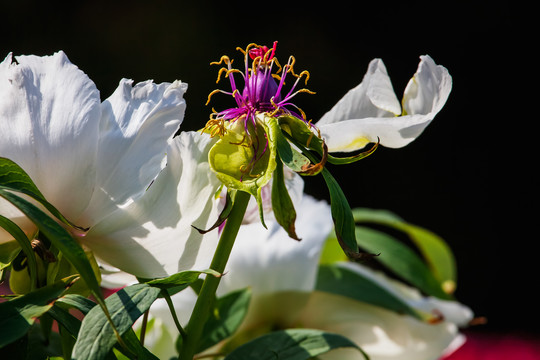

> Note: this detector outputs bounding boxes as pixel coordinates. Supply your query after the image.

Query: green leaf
[144,268,221,289]
[354,226,452,299]
[352,208,457,294]
[224,328,366,360]
[0,215,39,292]
[0,240,20,270]
[320,169,363,259]
[271,158,300,240]
[316,264,437,322]
[0,275,78,348]
[197,287,252,353]
[0,189,105,306]
[0,157,85,231]
[71,283,161,360]
[56,293,97,315]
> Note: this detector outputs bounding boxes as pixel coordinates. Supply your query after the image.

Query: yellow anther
[206,89,222,106]
[210,55,232,67]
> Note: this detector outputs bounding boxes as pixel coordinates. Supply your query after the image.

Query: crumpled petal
[316,55,452,151]
[298,262,473,360]
[78,79,187,227]
[83,131,222,278]
[0,51,101,223]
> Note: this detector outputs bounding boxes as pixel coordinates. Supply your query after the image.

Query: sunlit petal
[84,131,222,278]
[0,51,101,220]
[79,79,187,226]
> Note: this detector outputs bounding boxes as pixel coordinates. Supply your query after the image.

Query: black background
[2,0,532,338]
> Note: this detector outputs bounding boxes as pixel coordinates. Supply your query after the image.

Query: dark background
[2,0,531,338]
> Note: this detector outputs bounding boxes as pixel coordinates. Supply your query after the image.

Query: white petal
[402,55,452,117]
[317,58,401,126]
[218,195,333,296]
[79,79,187,226]
[0,51,101,221]
[299,291,462,360]
[316,56,452,151]
[83,131,221,278]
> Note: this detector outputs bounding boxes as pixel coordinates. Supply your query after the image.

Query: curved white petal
[83,131,222,278]
[79,79,187,226]
[316,55,452,152]
[0,51,101,221]
[402,55,452,117]
[299,291,462,360]
[218,194,333,296]
[317,58,401,126]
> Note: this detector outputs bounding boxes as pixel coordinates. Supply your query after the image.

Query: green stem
[179,190,250,359]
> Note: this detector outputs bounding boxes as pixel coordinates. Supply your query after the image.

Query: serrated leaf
[71,283,161,360]
[224,328,366,360]
[316,264,436,322]
[352,208,457,294]
[197,287,252,353]
[0,275,77,347]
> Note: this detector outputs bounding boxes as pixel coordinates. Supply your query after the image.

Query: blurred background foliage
[2,0,529,337]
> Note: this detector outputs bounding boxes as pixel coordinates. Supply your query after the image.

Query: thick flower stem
[179,190,251,359]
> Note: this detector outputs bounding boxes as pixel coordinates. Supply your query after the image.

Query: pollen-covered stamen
[205,42,318,182]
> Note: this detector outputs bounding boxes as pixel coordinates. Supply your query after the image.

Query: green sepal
[192,189,234,234]
[275,115,327,175]
[271,157,300,240]
[208,118,277,227]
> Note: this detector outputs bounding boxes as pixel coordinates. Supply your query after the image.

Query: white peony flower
[0,51,221,278]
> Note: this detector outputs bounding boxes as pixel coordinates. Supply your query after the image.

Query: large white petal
[316,55,451,151]
[82,131,222,278]
[0,51,101,222]
[79,79,187,226]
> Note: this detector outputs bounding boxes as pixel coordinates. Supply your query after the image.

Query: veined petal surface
[0,51,101,222]
[79,79,187,226]
[84,131,222,278]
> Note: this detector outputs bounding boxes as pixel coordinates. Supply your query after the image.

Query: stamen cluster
[203,42,315,139]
